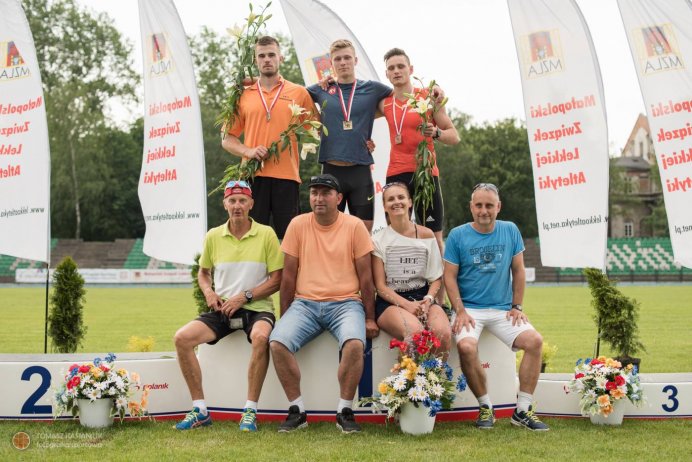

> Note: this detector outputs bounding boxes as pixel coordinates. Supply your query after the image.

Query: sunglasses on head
[226,180,250,189]
[382,181,408,191]
[472,183,499,193]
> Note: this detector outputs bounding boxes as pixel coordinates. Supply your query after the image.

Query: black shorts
[322,163,374,220]
[375,285,429,321]
[249,176,299,239]
[386,172,444,232]
[196,309,275,344]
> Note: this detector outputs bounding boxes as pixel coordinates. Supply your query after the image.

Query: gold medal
[338,81,357,132]
[395,134,402,144]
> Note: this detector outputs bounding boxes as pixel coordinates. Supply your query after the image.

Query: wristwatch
[244,290,254,303]
[511,304,523,311]
[433,127,442,140]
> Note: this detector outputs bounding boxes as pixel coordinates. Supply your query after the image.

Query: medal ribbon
[336,80,357,122]
[392,93,410,138]
[257,79,285,120]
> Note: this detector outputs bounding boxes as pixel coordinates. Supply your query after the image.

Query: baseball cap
[308,174,341,193]
[224,180,253,198]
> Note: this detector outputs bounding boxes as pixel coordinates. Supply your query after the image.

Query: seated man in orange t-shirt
[222,35,317,239]
[269,174,379,434]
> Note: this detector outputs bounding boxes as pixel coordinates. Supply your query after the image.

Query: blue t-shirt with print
[308,79,391,165]
[444,220,525,310]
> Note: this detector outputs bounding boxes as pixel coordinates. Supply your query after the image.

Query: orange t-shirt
[228,77,317,182]
[281,212,373,301]
[382,88,440,177]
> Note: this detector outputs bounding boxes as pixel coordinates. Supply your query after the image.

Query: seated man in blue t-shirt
[443,183,549,432]
[307,39,391,233]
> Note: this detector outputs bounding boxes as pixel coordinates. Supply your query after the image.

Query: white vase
[77,398,114,428]
[399,402,436,435]
[589,401,625,426]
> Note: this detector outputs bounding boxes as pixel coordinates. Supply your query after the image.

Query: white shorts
[452,308,535,351]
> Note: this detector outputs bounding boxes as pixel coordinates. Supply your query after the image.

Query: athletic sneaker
[511,405,550,431]
[278,405,308,432]
[476,404,495,429]
[336,407,361,433]
[239,408,257,432]
[175,407,212,430]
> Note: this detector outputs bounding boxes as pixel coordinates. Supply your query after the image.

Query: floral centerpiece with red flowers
[566,356,643,417]
[359,330,465,418]
[53,353,149,421]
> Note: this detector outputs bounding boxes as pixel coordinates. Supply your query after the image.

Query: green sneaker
[511,405,549,431]
[239,408,257,432]
[475,404,495,429]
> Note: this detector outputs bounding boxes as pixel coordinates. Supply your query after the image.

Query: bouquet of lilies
[215,103,325,190]
[360,330,465,418]
[565,356,643,417]
[213,3,325,191]
[405,77,447,216]
[53,353,149,421]
[217,2,272,132]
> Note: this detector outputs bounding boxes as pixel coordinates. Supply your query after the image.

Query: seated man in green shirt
[173,180,283,432]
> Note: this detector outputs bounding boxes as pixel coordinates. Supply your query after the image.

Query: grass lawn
[1,285,691,372]
[1,418,691,461]
[1,285,691,459]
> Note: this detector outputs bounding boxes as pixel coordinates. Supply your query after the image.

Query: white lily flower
[415,99,430,114]
[307,127,320,140]
[226,24,244,39]
[300,142,318,160]
[288,103,306,117]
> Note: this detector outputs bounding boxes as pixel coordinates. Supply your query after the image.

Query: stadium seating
[1,237,688,282]
[123,238,189,270]
[0,238,57,278]
[558,238,692,277]
[0,238,188,281]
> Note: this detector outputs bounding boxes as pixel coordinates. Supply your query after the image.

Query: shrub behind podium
[48,256,87,353]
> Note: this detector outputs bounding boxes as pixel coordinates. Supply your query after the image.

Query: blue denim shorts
[269,298,366,353]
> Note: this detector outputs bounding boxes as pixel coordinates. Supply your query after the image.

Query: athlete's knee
[456,338,478,358]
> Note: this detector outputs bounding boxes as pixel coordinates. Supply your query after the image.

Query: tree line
[26,0,539,241]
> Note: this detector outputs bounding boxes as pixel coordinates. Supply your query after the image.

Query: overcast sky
[76,0,645,154]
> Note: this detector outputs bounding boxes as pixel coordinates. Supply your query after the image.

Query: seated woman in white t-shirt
[371,182,451,354]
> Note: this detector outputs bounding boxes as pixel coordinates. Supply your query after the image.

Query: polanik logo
[633,24,684,75]
[519,30,564,79]
[0,41,31,82]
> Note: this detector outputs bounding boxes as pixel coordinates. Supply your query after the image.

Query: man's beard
[261,68,277,78]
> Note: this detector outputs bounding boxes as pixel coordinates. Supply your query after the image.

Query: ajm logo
[636,25,684,75]
[521,30,565,79]
[0,41,31,82]
[149,33,174,77]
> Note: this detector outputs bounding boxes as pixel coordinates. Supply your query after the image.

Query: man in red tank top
[378,48,460,303]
